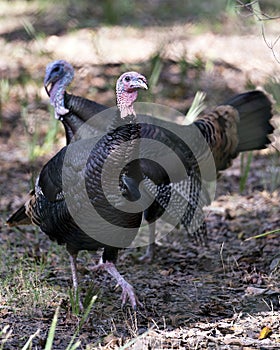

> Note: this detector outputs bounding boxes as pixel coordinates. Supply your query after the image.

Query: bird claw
[138,252,153,264]
[91,261,141,310]
[119,281,142,310]
[138,243,155,264]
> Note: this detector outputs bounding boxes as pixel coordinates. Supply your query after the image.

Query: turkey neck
[49,77,70,119]
[116,90,137,119]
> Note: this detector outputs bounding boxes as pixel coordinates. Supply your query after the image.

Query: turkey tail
[225,91,274,152]
[6,204,31,226]
[6,190,34,227]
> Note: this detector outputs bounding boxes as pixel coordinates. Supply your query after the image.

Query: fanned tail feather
[6,190,34,227]
[225,90,274,152]
[6,204,31,226]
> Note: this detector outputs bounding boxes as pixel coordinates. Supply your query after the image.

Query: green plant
[22,329,40,350]
[44,304,60,350]
[100,0,135,25]
[118,328,151,350]
[43,106,61,152]
[0,79,10,128]
[268,152,280,191]
[21,105,60,163]
[183,90,206,124]
[246,228,280,241]
[0,325,12,350]
[239,151,253,193]
[69,288,81,316]
[22,18,47,43]
[0,296,96,350]
[264,77,280,111]
[149,53,164,93]
[178,53,189,79]
[226,0,238,16]
[65,295,97,350]
[21,104,39,163]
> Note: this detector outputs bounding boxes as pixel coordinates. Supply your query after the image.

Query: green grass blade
[22,329,40,350]
[183,90,206,125]
[149,53,163,92]
[68,288,80,316]
[44,304,60,350]
[239,151,253,193]
[65,295,97,350]
[41,107,60,154]
[0,325,12,350]
[118,329,151,350]
[245,228,280,241]
[67,342,81,350]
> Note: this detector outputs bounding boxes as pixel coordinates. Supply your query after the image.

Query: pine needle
[245,228,280,241]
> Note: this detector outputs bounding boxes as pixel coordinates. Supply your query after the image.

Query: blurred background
[1,0,279,197]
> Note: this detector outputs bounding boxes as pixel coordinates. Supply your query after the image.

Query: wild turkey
[7,71,148,310]
[44,60,107,143]
[42,60,274,261]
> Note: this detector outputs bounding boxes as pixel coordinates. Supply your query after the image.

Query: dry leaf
[258,326,272,340]
[245,286,267,296]
[159,268,173,276]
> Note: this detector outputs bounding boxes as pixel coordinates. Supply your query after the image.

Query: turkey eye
[53,66,60,72]
[124,76,131,82]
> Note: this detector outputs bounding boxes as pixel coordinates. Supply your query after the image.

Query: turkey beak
[44,84,50,97]
[44,75,53,97]
[133,76,148,90]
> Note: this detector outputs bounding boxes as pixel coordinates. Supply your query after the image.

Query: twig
[220,242,226,276]
[236,0,280,21]
[235,0,280,64]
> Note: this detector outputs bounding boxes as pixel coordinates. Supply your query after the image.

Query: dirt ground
[1,2,280,349]
[1,136,280,349]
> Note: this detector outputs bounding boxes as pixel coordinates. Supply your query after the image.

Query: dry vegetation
[0,1,280,349]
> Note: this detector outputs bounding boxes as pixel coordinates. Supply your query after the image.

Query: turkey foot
[138,242,156,264]
[91,261,141,310]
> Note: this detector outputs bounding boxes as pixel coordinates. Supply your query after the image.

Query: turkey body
[7,71,149,309]
[32,116,143,255]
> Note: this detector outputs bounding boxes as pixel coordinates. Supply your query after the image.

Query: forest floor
[0,2,280,349]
